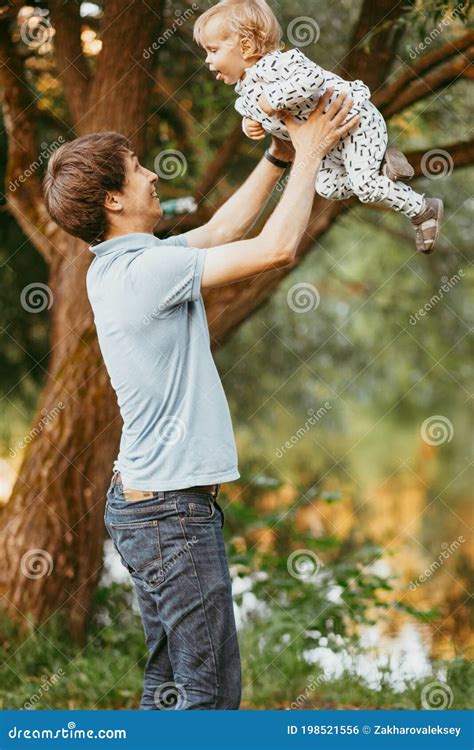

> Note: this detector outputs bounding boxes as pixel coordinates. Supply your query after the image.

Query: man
[43,92,359,710]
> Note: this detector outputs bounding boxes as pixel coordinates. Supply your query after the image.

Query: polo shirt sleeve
[130,241,207,316]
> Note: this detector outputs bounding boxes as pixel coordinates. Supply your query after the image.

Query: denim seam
[177,514,219,708]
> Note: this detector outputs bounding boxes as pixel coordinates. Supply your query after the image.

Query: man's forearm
[206,155,286,244]
[260,152,321,260]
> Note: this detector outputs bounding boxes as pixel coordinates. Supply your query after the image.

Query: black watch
[264,149,293,169]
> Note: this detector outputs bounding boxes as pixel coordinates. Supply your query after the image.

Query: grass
[0,583,472,711]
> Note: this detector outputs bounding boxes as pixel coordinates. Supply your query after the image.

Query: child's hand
[258,94,277,117]
[243,117,266,141]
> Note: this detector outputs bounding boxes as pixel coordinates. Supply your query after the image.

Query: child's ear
[240,37,254,59]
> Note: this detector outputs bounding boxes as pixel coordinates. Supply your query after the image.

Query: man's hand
[285,90,360,161]
[243,117,266,141]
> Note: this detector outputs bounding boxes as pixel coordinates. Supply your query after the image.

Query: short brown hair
[43,132,131,245]
[194,0,283,57]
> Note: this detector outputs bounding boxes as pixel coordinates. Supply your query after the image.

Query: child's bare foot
[382,147,415,181]
[411,197,444,254]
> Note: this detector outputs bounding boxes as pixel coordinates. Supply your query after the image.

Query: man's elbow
[272,245,298,268]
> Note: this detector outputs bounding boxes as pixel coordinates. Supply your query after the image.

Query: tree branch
[406,137,474,175]
[378,45,474,118]
[193,121,244,203]
[375,31,474,111]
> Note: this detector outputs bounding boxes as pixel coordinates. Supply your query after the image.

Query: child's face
[201,17,253,85]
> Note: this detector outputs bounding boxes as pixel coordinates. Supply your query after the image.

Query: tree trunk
[0,0,165,642]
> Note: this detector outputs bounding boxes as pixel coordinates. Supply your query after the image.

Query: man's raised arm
[200,93,360,290]
[182,136,295,249]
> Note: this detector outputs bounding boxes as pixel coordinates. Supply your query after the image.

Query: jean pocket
[109,519,164,589]
[178,493,216,523]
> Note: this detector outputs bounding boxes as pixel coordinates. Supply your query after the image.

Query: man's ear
[104,192,123,214]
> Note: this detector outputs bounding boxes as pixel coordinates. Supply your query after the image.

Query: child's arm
[243,117,266,140]
[260,49,326,114]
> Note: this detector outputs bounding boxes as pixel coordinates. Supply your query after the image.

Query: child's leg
[316,150,355,201]
[340,102,425,219]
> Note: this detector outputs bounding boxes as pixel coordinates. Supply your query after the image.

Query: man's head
[43,132,161,245]
[194,0,282,85]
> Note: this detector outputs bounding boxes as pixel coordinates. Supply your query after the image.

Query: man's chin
[153,205,164,225]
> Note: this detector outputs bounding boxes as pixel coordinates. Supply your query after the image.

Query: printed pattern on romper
[234,48,371,142]
[235,48,424,219]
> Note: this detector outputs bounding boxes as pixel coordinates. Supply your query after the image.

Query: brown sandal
[382,147,415,181]
[411,198,444,254]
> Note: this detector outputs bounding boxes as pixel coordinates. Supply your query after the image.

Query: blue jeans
[104,471,241,710]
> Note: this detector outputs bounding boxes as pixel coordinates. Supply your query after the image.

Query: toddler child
[194,0,443,254]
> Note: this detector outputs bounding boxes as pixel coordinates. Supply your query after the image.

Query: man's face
[119,151,162,230]
[202,17,248,85]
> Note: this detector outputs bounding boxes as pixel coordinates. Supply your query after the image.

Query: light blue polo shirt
[86,232,240,490]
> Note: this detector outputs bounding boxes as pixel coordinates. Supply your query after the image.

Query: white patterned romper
[235,48,424,219]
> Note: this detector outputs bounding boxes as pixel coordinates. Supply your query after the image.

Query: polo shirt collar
[89,232,157,257]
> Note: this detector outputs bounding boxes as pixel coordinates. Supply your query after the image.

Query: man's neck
[103,226,155,242]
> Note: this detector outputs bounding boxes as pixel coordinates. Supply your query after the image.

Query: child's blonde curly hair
[194,0,283,57]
